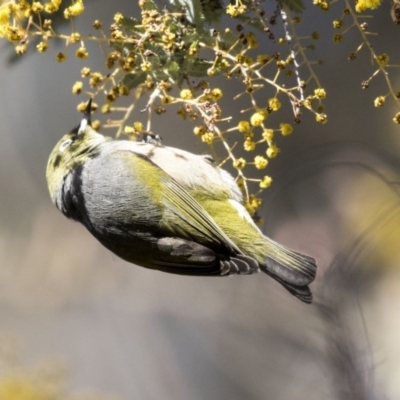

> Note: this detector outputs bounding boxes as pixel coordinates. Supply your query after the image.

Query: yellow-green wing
[159,175,242,255]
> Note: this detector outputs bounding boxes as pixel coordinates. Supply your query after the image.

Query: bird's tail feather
[261,237,317,303]
[262,270,313,303]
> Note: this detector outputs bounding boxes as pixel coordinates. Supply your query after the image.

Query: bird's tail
[260,237,317,304]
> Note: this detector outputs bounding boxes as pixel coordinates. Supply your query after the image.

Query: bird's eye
[59,139,73,152]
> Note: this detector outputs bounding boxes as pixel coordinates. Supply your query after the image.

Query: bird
[46,100,317,303]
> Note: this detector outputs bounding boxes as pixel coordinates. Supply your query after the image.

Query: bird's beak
[78,98,92,134]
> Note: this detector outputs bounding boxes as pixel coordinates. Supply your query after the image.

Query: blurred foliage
[0,0,399,213]
[0,333,121,400]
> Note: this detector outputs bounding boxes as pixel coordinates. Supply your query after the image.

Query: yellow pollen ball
[211,88,223,101]
[314,88,326,99]
[233,158,246,170]
[374,96,385,107]
[92,120,101,130]
[36,41,48,53]
[257,54,270,64]
[76,47,88,59]
[201,132,214,144]
[72,81,83,94]
[124,126,134,134]
[56,52,67,62]
[244,139,256,151]
[355,0,382,12]
[266,145,279,158]
[260,176,273,188]
[193,126,206,136]
[280,123,293,136]
[180,89,193,100]
[0,6,10,38]
[114,12,124,23]
[254,156,268,169]
[250,112,265,127]
[161,95,172,105]
[268,98,281,111]
[393,112,400,124]
[238,121,251,133]
[316,114,328,124]
[133,122,143,132]
[376,53,389,66]
[262,129,274,141]
[65,0,84,18]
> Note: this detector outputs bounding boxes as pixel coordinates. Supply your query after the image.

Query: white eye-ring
[59,139,73,152]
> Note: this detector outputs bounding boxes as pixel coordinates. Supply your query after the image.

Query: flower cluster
[3,0,399,212]
[313,0,400,124]
[355,0,381,13]
[0,0,331,211]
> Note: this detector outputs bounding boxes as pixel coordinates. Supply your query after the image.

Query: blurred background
[1,1,400,399]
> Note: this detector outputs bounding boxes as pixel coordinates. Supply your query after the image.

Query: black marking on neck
[61,165,92,230]
[70,126,79,136]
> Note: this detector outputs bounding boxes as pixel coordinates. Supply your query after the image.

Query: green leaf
[278,0,305,14]
[170,0,204,27]
[141,0,159,11]
[122,72,148,89]
[216,29,238,51]
[235,15,265,31]
[199,0,224,24]
[145,44,170,65]
[183,58,213,77]
[168,60,180,73]
[119,17,141,31]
